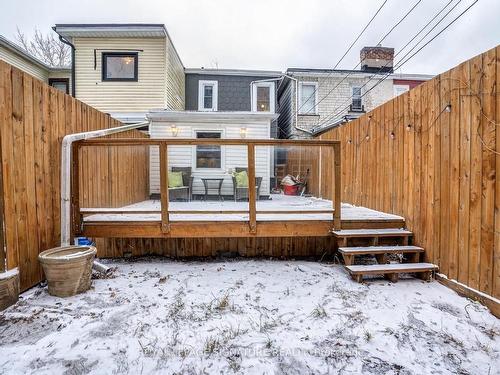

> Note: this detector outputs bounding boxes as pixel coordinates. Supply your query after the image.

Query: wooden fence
[0,61,149,291]
[309,45,499,299]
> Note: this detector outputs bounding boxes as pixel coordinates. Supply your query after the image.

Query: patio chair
[232,167,262,202]
[168,167,193,201]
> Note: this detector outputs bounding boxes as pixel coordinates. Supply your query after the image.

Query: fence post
[333,143,341,229]
[247,143,257,233]
[159,142,170,233]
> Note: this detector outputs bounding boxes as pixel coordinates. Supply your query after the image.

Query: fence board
[480,48,496,295]
[312,45,500,299]
[0,60,149,291]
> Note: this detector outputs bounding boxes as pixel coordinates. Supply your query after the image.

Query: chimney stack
[360,45,394,73]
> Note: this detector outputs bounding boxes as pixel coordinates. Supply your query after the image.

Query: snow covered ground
[0,258,498,374]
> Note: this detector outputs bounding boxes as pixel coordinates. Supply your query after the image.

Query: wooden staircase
[332,228,438,283]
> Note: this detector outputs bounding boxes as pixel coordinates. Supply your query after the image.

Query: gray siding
[185,73,279,112]
[277,77,294,139]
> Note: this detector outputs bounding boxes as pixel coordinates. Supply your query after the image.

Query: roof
[53,23,184,68]
[286,67,387,76]
[311,115,360,136]
[107,112,148,124]
[390,73,434,81]
[185,68,282,77]
[0,34,70,71]
[286,68,433,81]
[147,110,279,123]
[53,24,168,38]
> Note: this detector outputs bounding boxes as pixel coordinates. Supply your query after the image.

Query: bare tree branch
[15,27,70,68]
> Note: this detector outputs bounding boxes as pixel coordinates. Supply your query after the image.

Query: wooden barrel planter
[0,269,19,310]
[38,246,97,297]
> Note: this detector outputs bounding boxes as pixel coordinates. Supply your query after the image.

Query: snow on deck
[0,259,497,374]
[83,194,404,222]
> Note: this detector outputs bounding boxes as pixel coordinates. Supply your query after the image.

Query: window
[351,86,363,111]
[394,84,410,97]
[196,131,222,168]
[299,82,318,114]
[48,78,69,94]
[102,52,138,81]
[198,80,218,111]
[252,82,275,112]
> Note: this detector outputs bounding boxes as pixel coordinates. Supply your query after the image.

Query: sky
[0,0,498,75]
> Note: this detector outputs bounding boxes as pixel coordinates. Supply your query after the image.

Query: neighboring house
[185,68,282,137]
[277,46,433,138]
[52,24,185,123]
[0,35,71,93]
[148,110,278,199]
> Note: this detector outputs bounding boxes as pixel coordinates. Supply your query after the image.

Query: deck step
[339,245,424,265]
[332,228,412,238]
[346,262,438,283]
[338,245,423,255]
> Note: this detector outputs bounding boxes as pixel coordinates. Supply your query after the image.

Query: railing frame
[72,138,342,236]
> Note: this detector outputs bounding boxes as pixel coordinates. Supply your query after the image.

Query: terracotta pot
[38,246,97,297]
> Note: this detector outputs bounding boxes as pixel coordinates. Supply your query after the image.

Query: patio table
[200,177,225,201]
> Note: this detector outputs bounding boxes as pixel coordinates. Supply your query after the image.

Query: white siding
[0,45,48,82]
[149,122,271,197]
[165,35,184,110]
[73,37,166,112]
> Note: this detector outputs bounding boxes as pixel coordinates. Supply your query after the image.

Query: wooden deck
[80,195,405,238]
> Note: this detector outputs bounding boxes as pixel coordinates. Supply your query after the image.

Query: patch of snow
[0,268,18,280]
[83,195,405,222]
[0,259,498,374]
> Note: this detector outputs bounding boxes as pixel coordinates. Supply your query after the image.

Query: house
[0,35,71,93]
[148,110,278,199]
[49,24,283,199]
[277,46,433,138]
[52,24,185,123]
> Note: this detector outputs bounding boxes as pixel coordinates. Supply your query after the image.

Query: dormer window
[198,80,218,111]
[252,82,275,113]
[102,52,138,81]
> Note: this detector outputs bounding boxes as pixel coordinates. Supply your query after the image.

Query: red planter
[283,185,300,195]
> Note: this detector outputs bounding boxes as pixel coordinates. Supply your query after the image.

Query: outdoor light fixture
[240,127,248,138]
[445,104,452,112]
[170,124,179,137]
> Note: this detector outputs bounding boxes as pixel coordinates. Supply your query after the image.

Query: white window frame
[198,80,218,111]
[251,82,275,113]
[192,129,225,171]
[351,86,363,111]
[298,82,318,115]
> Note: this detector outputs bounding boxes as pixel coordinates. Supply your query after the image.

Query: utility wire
[306,0,422,124]
[314,0,479,131]
[292,0,389,115]
[315,0,461,129]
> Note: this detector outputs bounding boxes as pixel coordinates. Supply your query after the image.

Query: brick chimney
[360,45,394,73]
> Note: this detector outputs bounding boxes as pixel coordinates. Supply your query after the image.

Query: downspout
[53,27,76,97]
[283,74,314,136]
[60,121,148,246]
